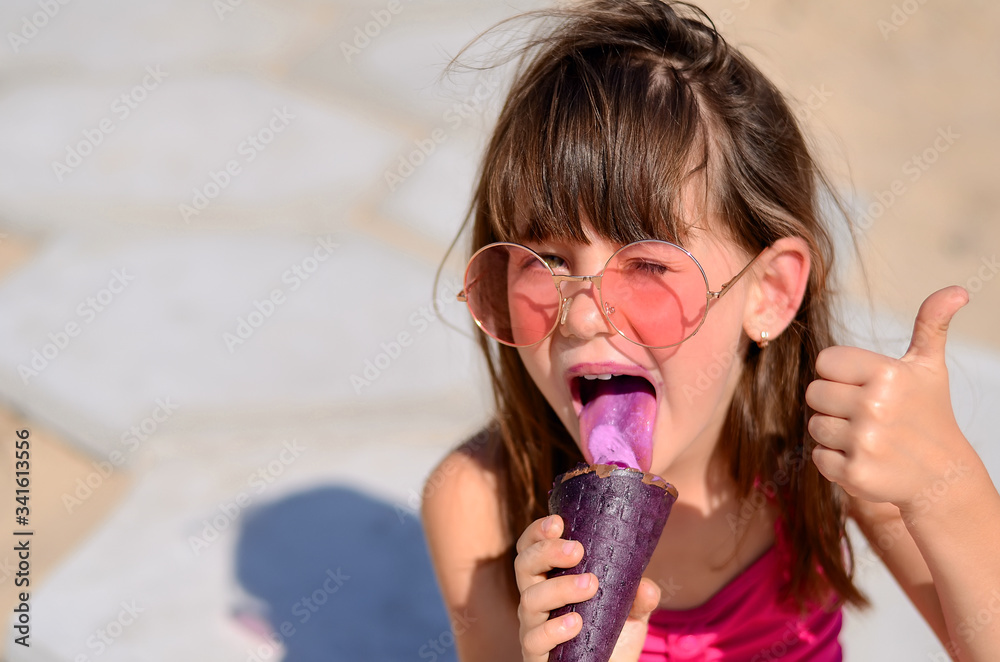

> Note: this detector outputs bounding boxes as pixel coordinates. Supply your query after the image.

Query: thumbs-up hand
[805,286,975,516]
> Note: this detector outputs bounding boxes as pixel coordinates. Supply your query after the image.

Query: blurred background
[0,0,997,660]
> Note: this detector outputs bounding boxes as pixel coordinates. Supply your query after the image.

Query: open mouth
[571,374,657,471]
[576,374,654,407]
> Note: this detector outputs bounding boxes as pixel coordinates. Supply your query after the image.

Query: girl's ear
[742,236,812,342]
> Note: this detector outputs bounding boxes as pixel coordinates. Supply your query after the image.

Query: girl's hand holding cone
[514,513,662,662]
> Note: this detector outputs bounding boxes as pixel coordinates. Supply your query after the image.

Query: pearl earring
[757,330,770,349]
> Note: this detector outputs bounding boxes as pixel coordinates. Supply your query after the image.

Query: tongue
[579,376,656,471]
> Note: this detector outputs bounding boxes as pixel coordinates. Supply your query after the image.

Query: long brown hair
[438,0,868,609]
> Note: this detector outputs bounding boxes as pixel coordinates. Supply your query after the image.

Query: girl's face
[515,217,756,485]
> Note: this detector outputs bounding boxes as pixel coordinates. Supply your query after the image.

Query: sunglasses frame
[457,239,766,349]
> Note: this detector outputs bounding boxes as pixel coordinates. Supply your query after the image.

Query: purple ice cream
[547,373,674,662]
[547,464,677,662]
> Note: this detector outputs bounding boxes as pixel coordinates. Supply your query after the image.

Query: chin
[646,428,698,480]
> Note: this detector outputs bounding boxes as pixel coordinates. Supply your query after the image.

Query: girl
[421,1,1000,660]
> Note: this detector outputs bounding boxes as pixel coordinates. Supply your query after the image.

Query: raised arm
[897,457,1000,659]
[807,286,1000,660]
[849,496,951,654]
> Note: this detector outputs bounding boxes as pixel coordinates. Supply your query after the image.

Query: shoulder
[422,428,506,537]
[424,426,502,497]
[421,426,522,660]
[421,425,510,580]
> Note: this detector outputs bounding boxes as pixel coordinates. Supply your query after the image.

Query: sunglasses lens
[463,244,560,346]
[601,242,709,347]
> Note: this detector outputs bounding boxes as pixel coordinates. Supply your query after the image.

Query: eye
[512,250,565,274]
[623,258,669,276]
[519,244,570,273]
[539,254,568,272]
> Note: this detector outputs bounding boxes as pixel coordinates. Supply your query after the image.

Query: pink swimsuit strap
[640,537,842,661]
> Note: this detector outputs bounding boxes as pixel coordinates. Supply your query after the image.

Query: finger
[607,579,662,661]
[901,285,969,364]
[522,612,582,660]
[517,515,563,555]
[808,414,851,450]
[815,345,882,385]
[805,379,861,419]
[520,572,598,618]
[812,443,848,484]
[629,578,662,620]
[515,538,584,593]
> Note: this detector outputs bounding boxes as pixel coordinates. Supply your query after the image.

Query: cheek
[516,342,581,438]
[654,300,747,406]
[516,344,554,397]
[680,325,740,365]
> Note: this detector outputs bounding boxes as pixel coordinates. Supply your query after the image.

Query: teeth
[582,373,615,380]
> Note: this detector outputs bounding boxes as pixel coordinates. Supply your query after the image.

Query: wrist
[898,450,997,532]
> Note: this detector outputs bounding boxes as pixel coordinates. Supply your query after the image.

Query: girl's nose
[557,281,613,341]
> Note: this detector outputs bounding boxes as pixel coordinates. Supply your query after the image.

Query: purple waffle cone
[547,463,678,662]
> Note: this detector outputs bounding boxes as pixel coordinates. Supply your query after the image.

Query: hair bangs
[484,46,711,250]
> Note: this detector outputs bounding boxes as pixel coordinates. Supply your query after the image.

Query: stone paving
[0,0,997,660]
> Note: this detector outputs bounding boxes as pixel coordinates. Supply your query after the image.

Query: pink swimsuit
[640,530,842,661]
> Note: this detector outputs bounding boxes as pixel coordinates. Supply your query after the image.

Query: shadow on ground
[235,486,457,661]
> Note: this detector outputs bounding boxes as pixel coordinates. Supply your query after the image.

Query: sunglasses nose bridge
[553,274,606,326]
[553,273,598,288]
